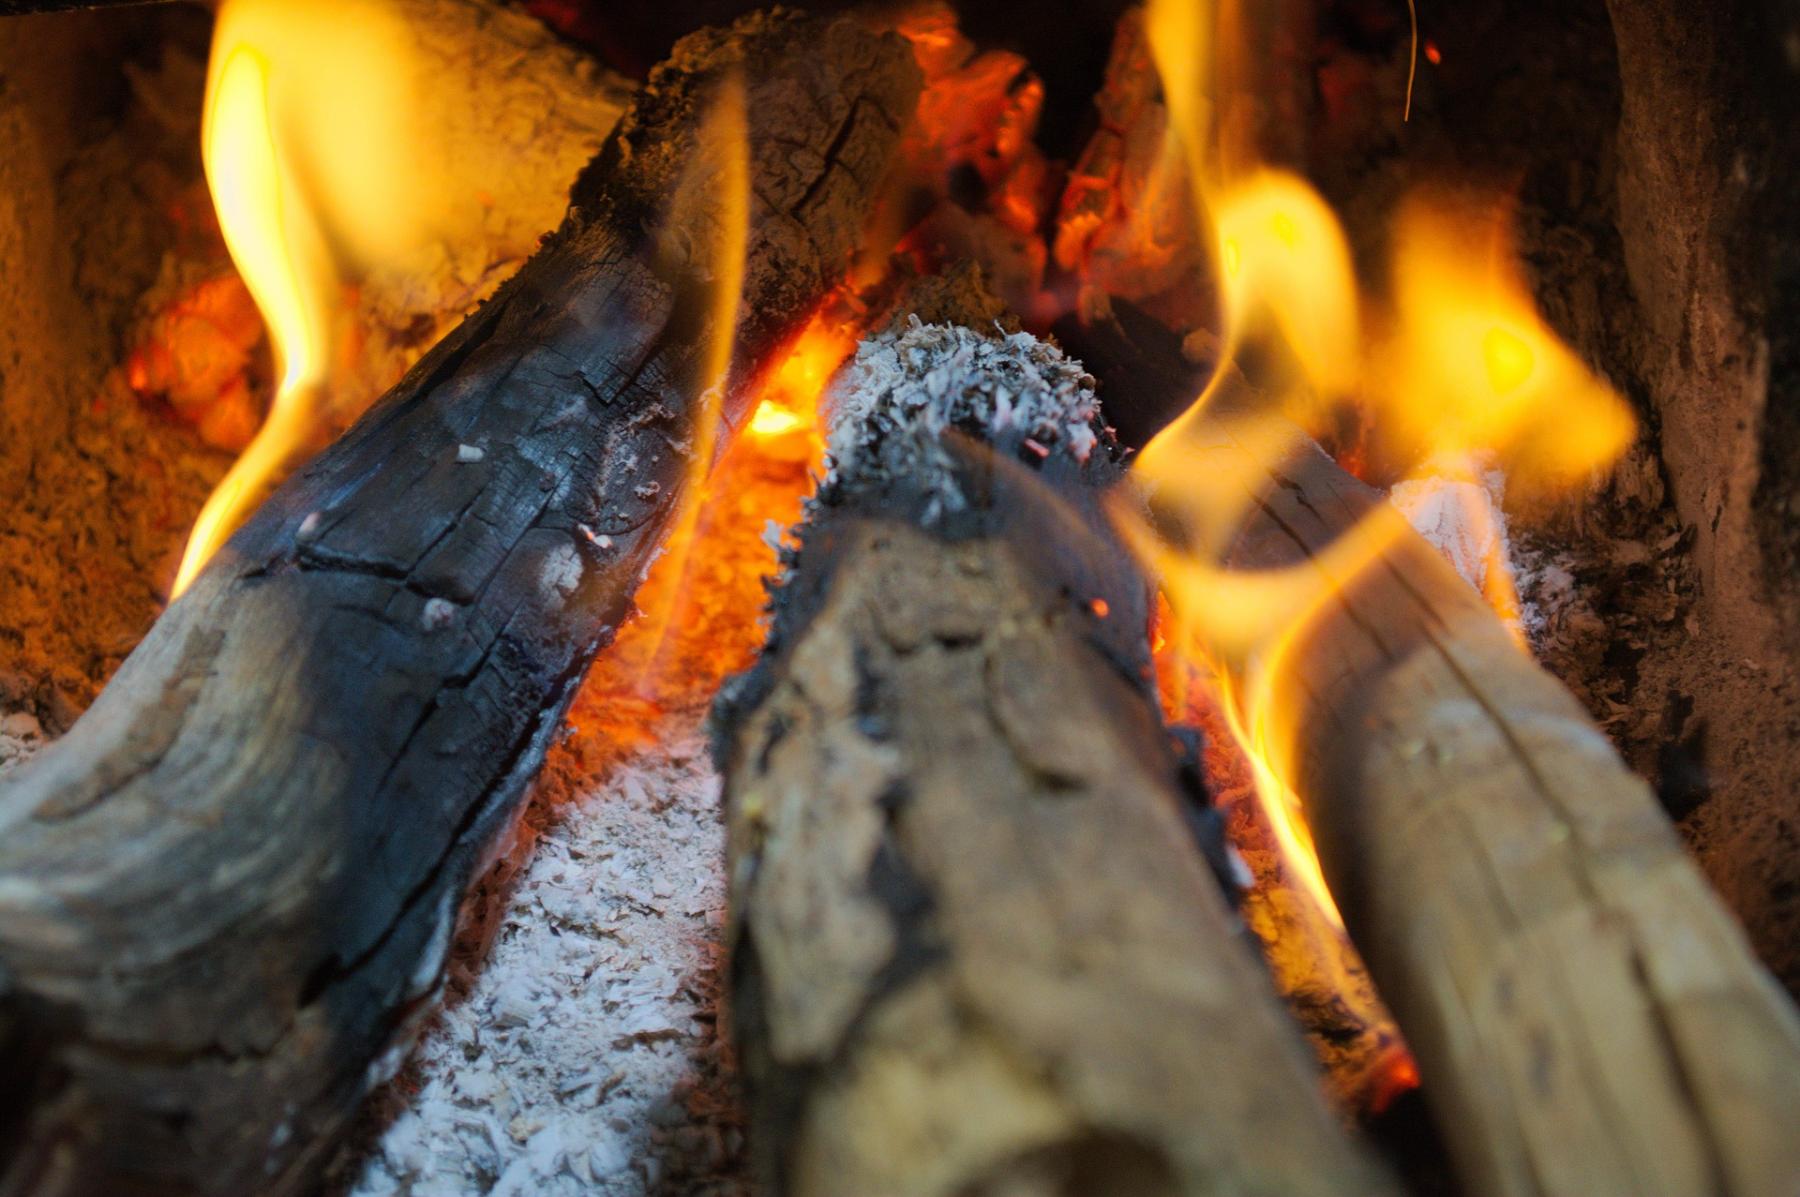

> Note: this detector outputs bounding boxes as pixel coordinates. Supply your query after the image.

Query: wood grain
[715,302,1398,1197]
[1219,427,1800,1197]
[0,14,918,1195]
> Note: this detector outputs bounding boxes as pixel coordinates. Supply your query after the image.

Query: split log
[0,14,919,1197]
[1063,303,1800,1197]
[713,279,1399,1197]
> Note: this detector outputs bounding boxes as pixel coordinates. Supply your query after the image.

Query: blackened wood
[0,13,918,1197]
[1051,295,1206,450]
[0,1,176,13]
[1076,303,1800,1197]
[714,284,1399,1197]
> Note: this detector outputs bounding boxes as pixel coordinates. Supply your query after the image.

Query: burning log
[1065,302,1800,1197]
[0,13,919,1196]
[713,276,1399,1197]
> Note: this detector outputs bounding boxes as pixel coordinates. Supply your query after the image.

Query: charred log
[0,1,177,14]
[0,13,919,1197]
[1066,303,1800,1197]
[713,277,1399,1197]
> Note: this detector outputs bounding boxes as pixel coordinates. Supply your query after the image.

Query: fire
[1211,171,1361,407]
[622,75,753,687]
[1129,0,1635,1049]
[175,37,324,595]
[746,313,858,452]
[174,0,474,595]
[568,405,818,760]
[1379,193,1635,494]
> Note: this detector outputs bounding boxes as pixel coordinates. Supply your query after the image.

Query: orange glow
[175,0,459,594]
[568,398,819,759]
[745,312,859,452]
[626,74,751,686]
[589,312,859,720]
[749,402,807,439]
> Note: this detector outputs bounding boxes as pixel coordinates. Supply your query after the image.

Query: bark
[0,14,919,1197]
[713,289,1398,1197]
[1064,304,1800,1197]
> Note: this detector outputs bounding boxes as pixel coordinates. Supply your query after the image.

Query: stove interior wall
[1602,0,1800,994]
[0,9,217,753]
[1355,0,1800,994]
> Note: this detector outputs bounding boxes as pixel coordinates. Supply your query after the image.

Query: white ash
[339,720,749,1197]
[823,317,1102,521]
[1390,464,1527,639]
[1505,529,1605,666]
[0,712,46,780]
[1390,463,1582,648]
[540,541,585,600]
[421,598,459,632]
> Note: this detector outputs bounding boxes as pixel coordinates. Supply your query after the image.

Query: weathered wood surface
[0,14,918,1196]
[1065,304,1800,1197]
[714,299,1398,1197]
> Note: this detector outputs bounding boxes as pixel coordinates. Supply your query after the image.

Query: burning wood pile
[2,1,1800,1196]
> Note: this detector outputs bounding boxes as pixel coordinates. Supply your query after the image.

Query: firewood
[1063,302,1800,1197]
[0,13,919,1196]
[713,274,1400,1197]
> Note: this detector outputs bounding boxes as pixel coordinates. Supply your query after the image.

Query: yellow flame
[747,313,854,446]
[1133,3,1635,932]
[1379,195,1636,494]
[629,74,750,689]
[691,73,750,464]
[176,41,321,595]
[1146,0,1357,409]
[1145,0,1214,201]
[174,0,447,595]
[1213,171,1360,402]
[749,401,807,438]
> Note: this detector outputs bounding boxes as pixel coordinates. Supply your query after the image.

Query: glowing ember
[745,311,860,456]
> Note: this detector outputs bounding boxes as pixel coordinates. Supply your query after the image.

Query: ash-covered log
[713,275,1399,1197]
[1064,303,1800,1197]
[0,13,918,1197]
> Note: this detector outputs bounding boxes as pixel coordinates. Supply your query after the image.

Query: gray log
[713,281,1400,1197]
[0,13,919,1196]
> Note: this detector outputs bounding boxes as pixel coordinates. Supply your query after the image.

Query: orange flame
[1378,193,1635,494]
[175,37,326,594]
[625,73,751,688]
[175,0,486,594]
[1130,2,1635,939]
[746,312,858,455]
